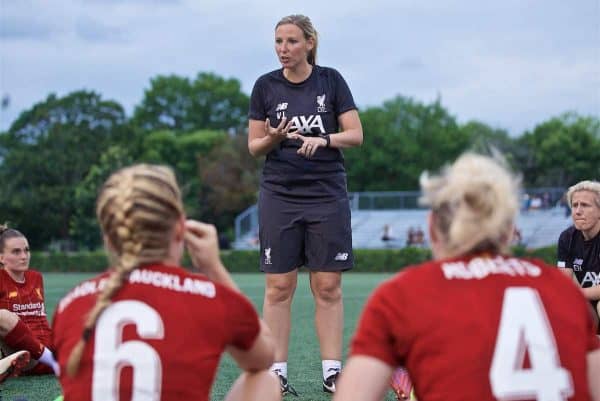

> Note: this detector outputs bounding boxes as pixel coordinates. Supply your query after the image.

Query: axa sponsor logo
[334,252,349,261]
[580,271,600,286]
[264,248,272,265]
[289,115,325,134]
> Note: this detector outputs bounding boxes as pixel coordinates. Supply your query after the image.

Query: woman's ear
[103,234,115,253]
[174,216,186,242]
[427,212,443,259]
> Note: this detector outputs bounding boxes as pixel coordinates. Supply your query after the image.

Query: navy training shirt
[249,65,357,202]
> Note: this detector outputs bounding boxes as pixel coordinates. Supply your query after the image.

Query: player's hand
[184,220,222,274]
[265,117,295,142]
[296,135,328,158]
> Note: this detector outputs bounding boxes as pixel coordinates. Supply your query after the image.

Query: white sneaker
[0,350,30,384]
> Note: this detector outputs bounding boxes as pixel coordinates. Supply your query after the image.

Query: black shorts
[258,191,353,273]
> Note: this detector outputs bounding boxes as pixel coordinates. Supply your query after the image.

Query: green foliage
[70,146,136,249]
[511,245,557,265]
[133,72,249,132]
[2,73,599,252]
[196,132,262,230]
[0,91,133,247]
[346,95,469,191]
[29,247,435,273]
[515,113,600,187]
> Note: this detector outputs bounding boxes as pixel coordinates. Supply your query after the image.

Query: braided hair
[66,164,184,377]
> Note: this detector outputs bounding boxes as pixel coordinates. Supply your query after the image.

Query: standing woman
[248,14,363,395]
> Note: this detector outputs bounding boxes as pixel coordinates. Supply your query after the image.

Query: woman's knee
[311,275,342,304]
[264,275,297,304]
[0,309,19,335]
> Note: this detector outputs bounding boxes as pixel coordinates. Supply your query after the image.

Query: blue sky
[1,0,598,135]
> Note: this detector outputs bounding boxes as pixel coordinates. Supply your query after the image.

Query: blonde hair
[66,164,184,377]
[420,153,520,258]
[276,14,318,65]
[566,180,600,209]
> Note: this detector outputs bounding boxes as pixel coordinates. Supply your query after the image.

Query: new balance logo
[334,252,349,261]
[276,102,288,120]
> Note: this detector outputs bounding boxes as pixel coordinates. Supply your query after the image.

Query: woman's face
[571,190,600,234]
[0,236,30,275]
[275,23,313,70]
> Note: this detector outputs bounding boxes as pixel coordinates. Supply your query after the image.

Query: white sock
[39,347,60,375]
[271,361,287,378]
[322,359,341,379]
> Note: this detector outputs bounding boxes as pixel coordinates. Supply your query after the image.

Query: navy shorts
[258,191,353,273]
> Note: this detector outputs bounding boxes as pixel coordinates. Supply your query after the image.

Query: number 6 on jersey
[93,300,164,401]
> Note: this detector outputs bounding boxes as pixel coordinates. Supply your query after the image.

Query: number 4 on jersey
[490,287,573,401]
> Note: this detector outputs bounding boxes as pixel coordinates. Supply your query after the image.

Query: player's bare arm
[333,356,392,401]
[227,320,276,372]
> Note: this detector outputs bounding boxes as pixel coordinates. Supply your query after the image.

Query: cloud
[75,17,127,43]
[0,0,598,135]
[0,16,57,40]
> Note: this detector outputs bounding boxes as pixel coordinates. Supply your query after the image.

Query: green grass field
[1,272,399,401]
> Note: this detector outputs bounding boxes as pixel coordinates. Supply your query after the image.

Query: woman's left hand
[292,134,328,158]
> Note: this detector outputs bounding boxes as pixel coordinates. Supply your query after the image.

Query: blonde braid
[66,164,183,377]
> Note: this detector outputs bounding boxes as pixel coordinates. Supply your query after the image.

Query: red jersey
[351,255,600,401]
[52,264,260,401]
[0,268,52,346]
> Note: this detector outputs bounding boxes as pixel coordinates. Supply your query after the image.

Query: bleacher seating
[235,207,571,250]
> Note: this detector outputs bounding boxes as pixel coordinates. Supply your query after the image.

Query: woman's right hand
[184,220,222,274]
[184,219,239,290]
[265,117,294,142]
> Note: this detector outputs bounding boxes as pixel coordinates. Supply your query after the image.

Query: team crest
[264,248,272,265]
[316,94,327,113]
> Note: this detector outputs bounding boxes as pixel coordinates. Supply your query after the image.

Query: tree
[514,113,600,187]
[345,95,469,191]
[133,72,249,132]
[0,91,132,247]
[196,132,262,235]
[136,129,228,219]
[70,146,135,249]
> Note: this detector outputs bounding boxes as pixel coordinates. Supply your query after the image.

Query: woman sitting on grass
[51,164,280,401]
[335,153,600,401]
[0,224,58,383]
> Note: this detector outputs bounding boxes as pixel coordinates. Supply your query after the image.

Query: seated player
[557,180,600,324]
[0,224,58,383]
[51,164,280,401]
[334,153,600,401]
